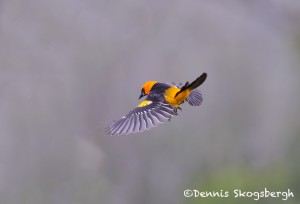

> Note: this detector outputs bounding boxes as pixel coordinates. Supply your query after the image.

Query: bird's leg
[174,107,178,115]
[174,106,182,115]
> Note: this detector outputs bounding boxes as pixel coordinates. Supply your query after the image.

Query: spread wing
[169,82,203,106]
[105,100,176,135]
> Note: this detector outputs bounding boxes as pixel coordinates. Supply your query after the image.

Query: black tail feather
[175,73,207,97]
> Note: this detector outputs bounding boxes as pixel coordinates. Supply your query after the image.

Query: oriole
[106,73,207,135]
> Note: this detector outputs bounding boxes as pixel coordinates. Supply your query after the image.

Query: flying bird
[105,73,207,135]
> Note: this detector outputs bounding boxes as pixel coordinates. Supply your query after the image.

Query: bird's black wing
[105,99,175,135]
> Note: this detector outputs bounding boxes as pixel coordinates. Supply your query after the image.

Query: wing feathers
[186,89,203,106]
[125,116,134,135]
[119,116,131,135]
[151,111,164,123]
[142,112,150,130]
[106,101,175,135]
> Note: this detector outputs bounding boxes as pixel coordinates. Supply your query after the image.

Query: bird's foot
[174,108,178,115]
[174,107,182,115]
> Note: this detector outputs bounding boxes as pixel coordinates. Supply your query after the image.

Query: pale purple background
[1,1,300,204]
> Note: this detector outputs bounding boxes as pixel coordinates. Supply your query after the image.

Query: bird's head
[139,81,157,99]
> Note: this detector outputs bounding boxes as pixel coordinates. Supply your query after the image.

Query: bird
[105,73,207,135]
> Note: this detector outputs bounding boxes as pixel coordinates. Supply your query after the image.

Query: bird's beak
[139,93,145,99]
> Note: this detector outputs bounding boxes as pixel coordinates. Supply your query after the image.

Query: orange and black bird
[105,73,207,135]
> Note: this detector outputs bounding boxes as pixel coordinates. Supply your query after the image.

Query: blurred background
[1,0,300,204]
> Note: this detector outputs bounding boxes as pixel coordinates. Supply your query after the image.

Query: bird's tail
[175,73,207,98]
